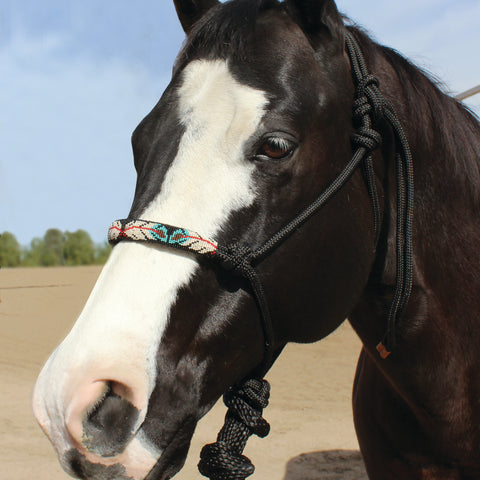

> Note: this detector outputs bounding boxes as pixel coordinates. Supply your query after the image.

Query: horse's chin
[144,416,197,480]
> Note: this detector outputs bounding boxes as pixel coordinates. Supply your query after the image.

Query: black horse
[33,1,480,479]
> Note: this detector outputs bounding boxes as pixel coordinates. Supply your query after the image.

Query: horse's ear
[284,0,344,50]
[173,0,219,33]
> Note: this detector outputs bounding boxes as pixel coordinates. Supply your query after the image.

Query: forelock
[179,0,281,62]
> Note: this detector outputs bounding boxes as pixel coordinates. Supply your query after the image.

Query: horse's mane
[347,24,480,202]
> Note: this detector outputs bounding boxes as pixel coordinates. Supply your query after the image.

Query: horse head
[33,1,378,479]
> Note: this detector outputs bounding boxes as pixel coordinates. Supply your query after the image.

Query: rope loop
[199,442,255,480]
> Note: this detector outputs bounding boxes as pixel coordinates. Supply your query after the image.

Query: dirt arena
[0,266,368,480]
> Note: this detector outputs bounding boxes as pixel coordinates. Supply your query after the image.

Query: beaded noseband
[108,32,414,480]
[108,219,218,255]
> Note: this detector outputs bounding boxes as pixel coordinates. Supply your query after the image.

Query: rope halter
[107,31,415,480]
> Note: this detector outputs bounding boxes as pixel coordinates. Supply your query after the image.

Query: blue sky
[1,1,479,245]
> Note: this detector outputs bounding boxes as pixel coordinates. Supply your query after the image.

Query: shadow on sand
[283,450,368,480]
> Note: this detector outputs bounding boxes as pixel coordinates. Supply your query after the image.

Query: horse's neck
[351,38,480,369]
[377,44,480,216]
[380,48,480,283]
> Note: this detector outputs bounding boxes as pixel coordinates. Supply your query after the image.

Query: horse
[32,0,480,479]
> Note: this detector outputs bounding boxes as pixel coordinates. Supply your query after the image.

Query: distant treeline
[0,229,111,268]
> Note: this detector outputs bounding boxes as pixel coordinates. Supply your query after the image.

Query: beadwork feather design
[108,219,218,255]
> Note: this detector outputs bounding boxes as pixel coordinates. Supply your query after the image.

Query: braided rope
[346,31,415,356]
[198,379,270,480]
[351,75,383,246]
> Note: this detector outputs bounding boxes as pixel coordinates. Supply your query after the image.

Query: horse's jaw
[144,417,197,480]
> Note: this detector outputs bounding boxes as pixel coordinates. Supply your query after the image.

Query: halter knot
[351,74,386,153]
[224,379,271,438]
[351,126,383,151]
[355,74,386,123]
[216,243,254,278]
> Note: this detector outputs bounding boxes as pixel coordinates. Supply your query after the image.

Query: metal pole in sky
[456,84,480,101]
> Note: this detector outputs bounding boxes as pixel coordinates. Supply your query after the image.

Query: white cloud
[0,30,170,244]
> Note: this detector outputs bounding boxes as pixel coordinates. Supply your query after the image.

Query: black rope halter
[108,31,414,480]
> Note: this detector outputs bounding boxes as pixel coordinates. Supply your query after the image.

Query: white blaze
[32,59,268,479]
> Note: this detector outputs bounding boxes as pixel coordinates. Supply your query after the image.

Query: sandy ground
[0,266,368,480]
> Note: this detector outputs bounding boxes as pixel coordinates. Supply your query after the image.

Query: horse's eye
[257,137,296,160]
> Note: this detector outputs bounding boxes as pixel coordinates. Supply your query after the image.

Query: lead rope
[345,31,414,356]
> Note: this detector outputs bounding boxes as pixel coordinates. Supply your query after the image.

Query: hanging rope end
[376,342,391,359]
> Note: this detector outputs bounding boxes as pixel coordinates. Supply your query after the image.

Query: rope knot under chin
[224,379,271,438]
[198,379,271,480]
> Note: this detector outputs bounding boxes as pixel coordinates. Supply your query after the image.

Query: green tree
[0,232,21,267]
[94,242,111,265]
[43,228,66,266]
[22,237,46,266]
[63,230,95,265]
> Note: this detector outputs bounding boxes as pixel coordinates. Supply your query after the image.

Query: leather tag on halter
[376,342,391,359]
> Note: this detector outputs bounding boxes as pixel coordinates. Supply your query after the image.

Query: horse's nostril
[81,381,140,458]
[65,380,140,458]
[86,382,123,429]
